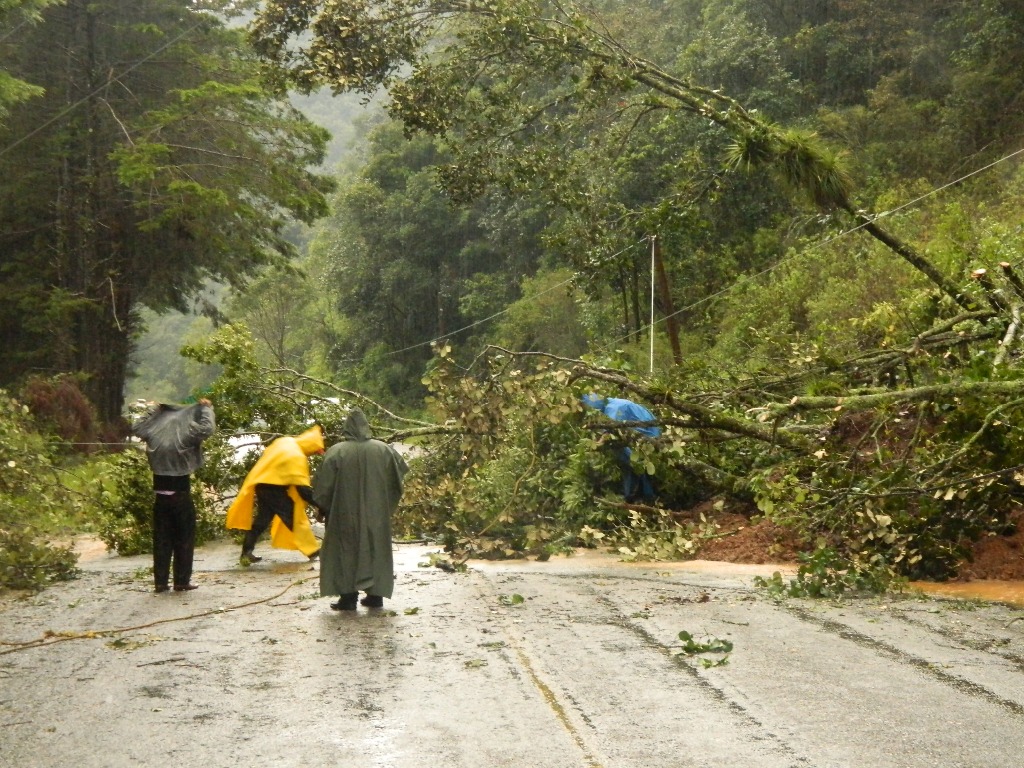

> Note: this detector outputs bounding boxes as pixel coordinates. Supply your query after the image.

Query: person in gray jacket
[132,399,215,593]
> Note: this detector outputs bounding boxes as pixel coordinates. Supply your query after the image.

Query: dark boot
[240,545,262,566]
[330,593,358,611]
[240,528,263,566]
[360,594,384,608]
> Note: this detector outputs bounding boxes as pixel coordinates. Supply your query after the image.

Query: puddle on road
[912,579,1024,607]
[476,549,1024,608]
[69,535,1024,607]
[73,535,112,562]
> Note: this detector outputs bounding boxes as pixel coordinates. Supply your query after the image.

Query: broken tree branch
[571,365,815,452]
[994,304,1021,367]
[767,379,1024,419]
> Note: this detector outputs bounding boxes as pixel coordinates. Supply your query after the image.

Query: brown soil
[955,510,1024,581]
[694,510,804,565]
[694,506,1024,582]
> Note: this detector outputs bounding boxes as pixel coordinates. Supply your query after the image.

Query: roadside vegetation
[0,382,89,591]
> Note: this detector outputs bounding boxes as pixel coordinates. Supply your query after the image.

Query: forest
[4,0,1024,594]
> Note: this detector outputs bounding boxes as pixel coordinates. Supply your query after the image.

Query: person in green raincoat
[313,409,408,611]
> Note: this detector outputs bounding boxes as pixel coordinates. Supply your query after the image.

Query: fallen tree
[179,314,1024,586]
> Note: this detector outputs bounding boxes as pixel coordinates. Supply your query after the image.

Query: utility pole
[651,235,683,366]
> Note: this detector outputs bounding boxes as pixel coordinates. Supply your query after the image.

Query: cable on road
[0,574,318,656]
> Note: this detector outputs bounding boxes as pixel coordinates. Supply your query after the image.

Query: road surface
[2,539,1024,767]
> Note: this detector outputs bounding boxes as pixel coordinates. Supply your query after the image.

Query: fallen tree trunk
[766,378,1024,419]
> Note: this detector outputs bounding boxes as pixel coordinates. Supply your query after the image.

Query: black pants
[152,476,195,588]
[242,484,295,553]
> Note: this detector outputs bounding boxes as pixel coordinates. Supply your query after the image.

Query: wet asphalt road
[2,540,1024,767]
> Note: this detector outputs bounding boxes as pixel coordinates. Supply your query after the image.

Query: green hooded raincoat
[314,409,408,598]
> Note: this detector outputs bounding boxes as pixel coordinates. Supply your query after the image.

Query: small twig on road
[136,656,187,667]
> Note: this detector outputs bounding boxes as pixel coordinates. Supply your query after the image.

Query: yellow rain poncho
[225,425,323,556]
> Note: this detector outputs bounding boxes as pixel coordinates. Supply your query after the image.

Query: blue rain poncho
[581,394,661,501]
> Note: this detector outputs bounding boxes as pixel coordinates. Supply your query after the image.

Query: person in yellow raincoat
[226,425,325,566]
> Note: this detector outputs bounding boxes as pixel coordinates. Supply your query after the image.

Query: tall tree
[304,121,549,406]
[0,0,333,421]
[0,0,62,118]
[251,0,976,312]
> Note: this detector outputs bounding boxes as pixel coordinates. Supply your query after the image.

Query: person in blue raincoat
[581,393,661,503]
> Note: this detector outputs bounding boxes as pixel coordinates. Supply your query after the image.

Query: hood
[341,408,373,442]
[294,424,325,455]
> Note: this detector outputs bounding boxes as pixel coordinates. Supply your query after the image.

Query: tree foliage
[296,122,553,407]
[227,2,1024,592]
[0,389,80,591]
[0,0,334,422]
[253,0,987,311]
[0,0,61,118]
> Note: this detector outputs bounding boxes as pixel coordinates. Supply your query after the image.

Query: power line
[335,238,648,363]
[597,145,1024,355]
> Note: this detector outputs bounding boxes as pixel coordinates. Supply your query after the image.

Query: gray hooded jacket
[132,403,215,477]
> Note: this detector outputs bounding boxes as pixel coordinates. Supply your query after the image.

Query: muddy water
[491,546,1024,608]
[73,534,1024,606]
[913,579,1024,607]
